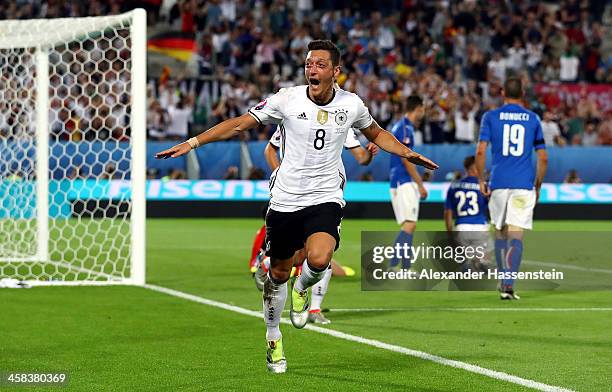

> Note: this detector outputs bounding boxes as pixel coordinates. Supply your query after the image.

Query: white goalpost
[0,10,146,285]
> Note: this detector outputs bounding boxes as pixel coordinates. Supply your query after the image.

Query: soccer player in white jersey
[264,127,378,324]
[156,40,438,373]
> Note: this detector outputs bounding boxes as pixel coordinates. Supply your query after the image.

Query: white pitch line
[322,307,612,313]
[143,284,574,392]
[523,260,612,274]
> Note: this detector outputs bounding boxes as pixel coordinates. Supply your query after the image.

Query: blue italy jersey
[479,103,546,190]
[389,117,414,188]
[444,176,488,225]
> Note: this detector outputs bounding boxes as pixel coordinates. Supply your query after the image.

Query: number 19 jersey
[249,85,373,212]
[479,103,546,190]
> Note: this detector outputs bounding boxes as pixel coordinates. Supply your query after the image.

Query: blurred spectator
[247,167,265,180]
[598,112,612,145]
[208,96,241,131]
[146,168,159,179]
[453,97,479,143]
[548,23,568,60]
[179,0,196,33]
[582,119,599,146]
[359,172,374,182]
[68,166,84,180]
[541,111,565,147]
[576,91,600,119]
[483,80,504,109]
[487,52,507,82]
[506,37,526,72]
[560,47,580,82]
[296,0,312,24]
[223,166,239,179]
[102,163,117,180]
[169,168,187,179]
[147,100,169,140]
[564,169,582,184]
[525,37,543,74]
[161,168,187,181]
[166,93,194,139]
[204,0,222,29]
[255,33,276,89]
[565,107,585,144]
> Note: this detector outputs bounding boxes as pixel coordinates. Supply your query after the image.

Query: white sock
[294,259,329,292]
[310,268,332,311]
[263,273,287,341]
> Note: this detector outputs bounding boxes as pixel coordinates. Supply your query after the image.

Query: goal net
[0,10,146,285]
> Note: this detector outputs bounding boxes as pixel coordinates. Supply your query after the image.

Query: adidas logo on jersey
[297,112,308,120]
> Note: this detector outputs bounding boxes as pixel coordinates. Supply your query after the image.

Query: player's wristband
[187,137,200,149]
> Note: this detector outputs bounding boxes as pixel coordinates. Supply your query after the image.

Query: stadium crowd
[151,0,612,146]
[1,0,611,147]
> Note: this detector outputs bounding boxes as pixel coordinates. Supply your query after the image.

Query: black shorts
[265,202,343,260]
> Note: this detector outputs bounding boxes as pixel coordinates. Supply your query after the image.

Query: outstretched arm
[155,113,259,159]
[360,120,438,170]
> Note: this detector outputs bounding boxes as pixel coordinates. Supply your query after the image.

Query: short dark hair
[307,40,340,66]
[503,77,523,99]
[406,95,423,113]
[463,155,476,170]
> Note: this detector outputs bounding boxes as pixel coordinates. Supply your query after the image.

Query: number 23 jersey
[249,85,373,212]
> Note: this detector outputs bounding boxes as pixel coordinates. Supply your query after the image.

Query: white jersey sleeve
[248,89,285,125]
[344,128,361,149]
[269,128,281,148]
[351,97,374,129]
[264,85,371,212]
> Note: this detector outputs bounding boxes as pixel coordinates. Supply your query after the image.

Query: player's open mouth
[309,78,320,86]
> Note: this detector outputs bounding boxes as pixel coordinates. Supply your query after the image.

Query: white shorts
[454,224,491,251]
[489,189,536,230]
[390,182,420,224]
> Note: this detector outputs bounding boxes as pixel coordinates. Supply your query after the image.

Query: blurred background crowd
[1,0,611,149]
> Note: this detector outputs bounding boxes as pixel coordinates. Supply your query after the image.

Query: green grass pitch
[1,218,611,391]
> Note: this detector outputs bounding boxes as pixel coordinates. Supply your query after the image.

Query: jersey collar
[306,86,336,106]
[402,116,413,127]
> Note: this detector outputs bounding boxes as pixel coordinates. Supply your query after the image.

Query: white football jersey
[269,126,362,196]
[249,85,373,212]
[269,127,361,150]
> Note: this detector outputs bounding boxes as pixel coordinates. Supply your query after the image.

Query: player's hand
[418,183,428,200]
[155,142,192,159]
[535,186,541,203]
[407,152,439,170]
[366,143,379,156]
[479,181,491,198]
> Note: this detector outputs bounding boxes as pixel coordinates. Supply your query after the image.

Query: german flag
[147,32,196,62]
